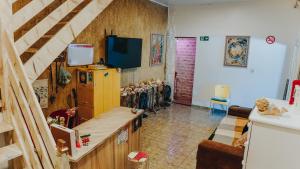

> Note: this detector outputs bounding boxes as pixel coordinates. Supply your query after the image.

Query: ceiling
[151,0,249,6]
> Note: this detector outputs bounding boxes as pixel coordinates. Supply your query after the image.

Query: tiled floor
[140,104,225,169]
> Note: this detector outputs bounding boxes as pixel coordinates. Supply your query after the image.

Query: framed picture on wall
[150,33,164,66]
[224,36,250,67]
[33,79,48,108]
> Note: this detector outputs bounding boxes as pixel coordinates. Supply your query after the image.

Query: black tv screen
[106,36,142,69]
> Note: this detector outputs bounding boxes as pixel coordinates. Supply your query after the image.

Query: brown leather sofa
[196,106,252,169]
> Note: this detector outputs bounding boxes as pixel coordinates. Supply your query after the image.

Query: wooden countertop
[69,107,143,162]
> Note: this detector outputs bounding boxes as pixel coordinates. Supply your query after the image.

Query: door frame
[173,37,197,106]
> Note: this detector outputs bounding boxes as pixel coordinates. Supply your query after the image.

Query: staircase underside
[0,0,114,168]
[24,0,113,82]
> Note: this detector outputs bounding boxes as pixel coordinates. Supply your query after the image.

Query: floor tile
[140,104,224,169]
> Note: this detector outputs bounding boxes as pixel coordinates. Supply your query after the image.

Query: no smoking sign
[266,36,276,44]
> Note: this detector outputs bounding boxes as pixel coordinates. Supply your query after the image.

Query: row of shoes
[120,79,166,97]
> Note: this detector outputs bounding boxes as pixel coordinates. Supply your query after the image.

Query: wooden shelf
[42,35,53,39]
[57,21,68,25]
[26,48,38,54]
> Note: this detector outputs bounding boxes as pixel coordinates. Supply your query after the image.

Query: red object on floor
[289,80,300,105]
[134,152,148,161]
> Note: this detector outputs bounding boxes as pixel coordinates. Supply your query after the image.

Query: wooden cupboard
[77,68,120,121]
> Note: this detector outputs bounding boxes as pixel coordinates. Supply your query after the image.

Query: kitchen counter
[69,107,143,162]
[249,98,300,131]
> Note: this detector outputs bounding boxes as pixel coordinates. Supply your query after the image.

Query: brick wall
[174,38,196,105]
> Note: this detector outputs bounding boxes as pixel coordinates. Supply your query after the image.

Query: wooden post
[0,0,13,122]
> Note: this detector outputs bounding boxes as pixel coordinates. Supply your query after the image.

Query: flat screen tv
[105,36,142,69]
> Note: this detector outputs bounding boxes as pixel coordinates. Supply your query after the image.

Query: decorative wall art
[224,36,250,67]
[150,34,164,66]
[33,79,48,108]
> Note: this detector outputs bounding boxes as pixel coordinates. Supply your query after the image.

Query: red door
[174,37,196,106]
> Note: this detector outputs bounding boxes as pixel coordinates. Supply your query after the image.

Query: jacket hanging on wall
[57,63,72,87]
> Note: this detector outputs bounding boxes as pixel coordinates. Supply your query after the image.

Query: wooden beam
[10,113,34,169]
[3,31,56,168]
[15,0,84,54]
[1,1,50,168]
[0,1,13,32]
[24,0,113,82]
[9,88,43,169]
[8,61,54,169]
[13,0,55,31]
[0,21,5,113]
[0,0,13,122]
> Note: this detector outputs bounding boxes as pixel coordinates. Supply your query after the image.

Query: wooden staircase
[0,0,113,168]
[0,114,21,167]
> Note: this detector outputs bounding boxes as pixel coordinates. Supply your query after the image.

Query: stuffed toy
[256,98,287,116]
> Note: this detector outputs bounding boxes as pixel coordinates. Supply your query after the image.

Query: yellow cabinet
[77,68,120,121]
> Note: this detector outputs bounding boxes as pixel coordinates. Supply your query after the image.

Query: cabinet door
[103,70,113,112]
[77,84,94,105]
[246,122,300,169]
[112,69,121,108]
[77,103,94,121]
[77,71,94,120]
[94,71,104,116]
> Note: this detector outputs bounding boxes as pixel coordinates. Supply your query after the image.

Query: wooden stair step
[25,0,113,82]
[57,21,68,25]
[0,144,22,163]
[26,48,38,54]
[42,35,53,39]
[0,121,13,133]
[71,10,81,13]
[13,0,56,31]
[15,0,85,53]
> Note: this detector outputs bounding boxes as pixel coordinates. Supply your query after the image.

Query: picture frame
[33,79,48,108]
[150,33,164,66]
[224,36,250,67]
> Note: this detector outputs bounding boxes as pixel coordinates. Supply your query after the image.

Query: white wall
[167,0,300,107]
[194,37,286,107]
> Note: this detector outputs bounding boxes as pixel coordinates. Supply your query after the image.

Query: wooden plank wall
[33,0,168,116]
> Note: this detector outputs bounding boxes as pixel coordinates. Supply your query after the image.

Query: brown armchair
[196,106,252,169]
